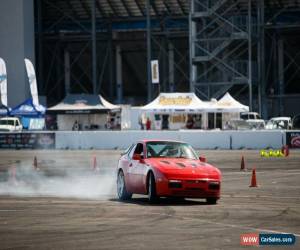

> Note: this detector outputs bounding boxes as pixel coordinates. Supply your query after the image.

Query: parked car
[265,117,292,130]
[117,140,222,204]
[0,117,23,131]
[240,112,265,129]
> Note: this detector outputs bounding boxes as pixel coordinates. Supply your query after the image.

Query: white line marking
[148,212,300,237]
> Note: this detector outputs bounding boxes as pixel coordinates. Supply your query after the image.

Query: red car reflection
[117,140,222,204]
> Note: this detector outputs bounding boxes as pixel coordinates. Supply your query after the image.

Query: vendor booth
[47,94,121,130]
[140,92,209,130]
[10,98,46,130]
[139,92,249,130]
[206,92,249,129]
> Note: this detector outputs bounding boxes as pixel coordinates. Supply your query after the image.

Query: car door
[120,144,136,193]
[127,143,146,193]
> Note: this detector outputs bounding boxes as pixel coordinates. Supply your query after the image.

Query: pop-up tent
[10,98,45,117]
[140,92,209,130]
[47,94,121,130]
[138,92,249,130]
[210,92,249,112]
[204,92,249,129]
[10,98,46,129]
[141,92,208,113]
[47,94,119,114]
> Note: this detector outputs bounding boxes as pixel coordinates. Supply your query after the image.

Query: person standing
[146,118,151,130]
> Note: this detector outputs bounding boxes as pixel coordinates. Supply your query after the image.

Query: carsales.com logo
[240,233,296,246]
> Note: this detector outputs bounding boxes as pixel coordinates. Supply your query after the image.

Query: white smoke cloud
[0,162,116,200]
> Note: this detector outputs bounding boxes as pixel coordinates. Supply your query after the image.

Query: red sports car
[117,140,222,204]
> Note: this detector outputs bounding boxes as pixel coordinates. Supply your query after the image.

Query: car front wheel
[148,172,158,203]
[117,170,132,200]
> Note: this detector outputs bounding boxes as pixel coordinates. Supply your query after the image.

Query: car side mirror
[132,154,145,163]
[199,156,206,163]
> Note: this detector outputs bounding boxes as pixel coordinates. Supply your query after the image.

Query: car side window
[133,143,144,156]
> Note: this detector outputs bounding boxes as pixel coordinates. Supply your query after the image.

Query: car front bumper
[155,178,221,198]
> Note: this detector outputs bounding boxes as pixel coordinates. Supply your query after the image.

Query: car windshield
[146,141,198,159]
[0,120,14,126]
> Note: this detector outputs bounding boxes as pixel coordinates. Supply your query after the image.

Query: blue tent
[10,98,45,117]
[10,99,46,129]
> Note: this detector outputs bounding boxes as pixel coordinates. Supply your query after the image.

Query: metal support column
[146,0,152,101]
[168,42,175,92]
[108,22,114,99]
[116,44,123,104]
[56,42,62,98]
[37,0,44,95]
[278,38,284,116]
[64,49,70,94]
[91,0,97,94]
[259,0,267,118]
[248,0,253,111]
[189,0,195,93]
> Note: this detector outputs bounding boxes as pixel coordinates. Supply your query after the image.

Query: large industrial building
[1,0,300,118]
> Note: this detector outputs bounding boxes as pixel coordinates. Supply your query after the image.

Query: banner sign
[0,58,8,107]
[25,58,39,107]
[0,132,55,149]
[151,60,159,84]
[286,131,300,148]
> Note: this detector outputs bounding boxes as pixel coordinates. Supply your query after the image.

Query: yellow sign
[159,96,192,106]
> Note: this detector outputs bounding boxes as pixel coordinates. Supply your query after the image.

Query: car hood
[145,158,221,180]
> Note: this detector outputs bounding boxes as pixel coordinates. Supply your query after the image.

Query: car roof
[270,117,291,120]
[0,117,17,120]
[139,139,187,144]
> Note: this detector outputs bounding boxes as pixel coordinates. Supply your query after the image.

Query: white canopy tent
[210,92,249,112]
[204,92,250,129]
[140,93,209,130]
[138,92,249,130]
[141,92,208,113]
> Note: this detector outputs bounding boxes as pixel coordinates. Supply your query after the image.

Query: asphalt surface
[0,149,299,250]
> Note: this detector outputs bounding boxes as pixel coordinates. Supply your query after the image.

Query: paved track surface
[0,149,299,249]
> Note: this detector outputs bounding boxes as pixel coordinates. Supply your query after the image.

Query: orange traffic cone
[92,156,99,172]
[249,168,258,187]
[282,145,289,157]
[240,156,246,171]
[33,156,39,171]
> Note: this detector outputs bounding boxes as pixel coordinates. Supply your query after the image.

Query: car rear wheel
[117,170,132,200]
[148,172,158,203]
[206,197,217,205]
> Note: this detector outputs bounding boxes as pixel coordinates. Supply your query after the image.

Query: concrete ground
[0,149,299,250]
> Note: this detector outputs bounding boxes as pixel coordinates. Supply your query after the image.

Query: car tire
[117,170,132,201]
[206,197,217,205]
[148,172,158,203]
